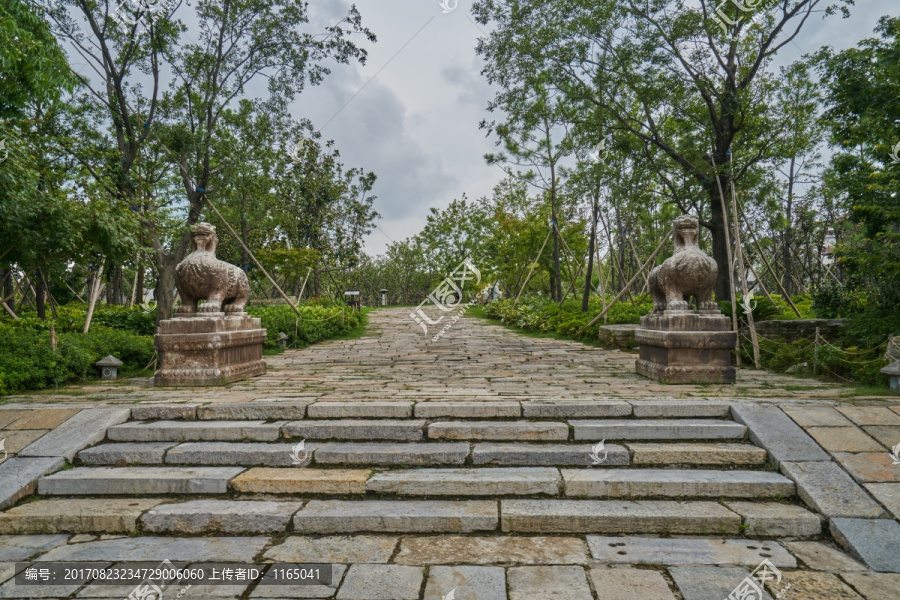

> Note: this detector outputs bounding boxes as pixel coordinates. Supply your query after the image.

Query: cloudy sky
[293,0,886,256]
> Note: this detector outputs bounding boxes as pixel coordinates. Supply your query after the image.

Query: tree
[473,0,852,300]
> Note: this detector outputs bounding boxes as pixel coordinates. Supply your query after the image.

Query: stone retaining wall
[743,319,845,343]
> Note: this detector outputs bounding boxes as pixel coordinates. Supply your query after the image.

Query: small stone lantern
[277,332,289,349]
[380,289,388,306]
[96,355,123,380]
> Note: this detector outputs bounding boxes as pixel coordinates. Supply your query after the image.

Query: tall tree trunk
[582,199,598,312]
[614,199,626,293]
[707,183,732,302]
[107,264,123,305]
[35,272,46,319]
[154,254,179,330]
[136,260,144,303]
[240,218,251,272]
[783,156,796,296]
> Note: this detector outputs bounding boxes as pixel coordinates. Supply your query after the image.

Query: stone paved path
[0,308,898,599]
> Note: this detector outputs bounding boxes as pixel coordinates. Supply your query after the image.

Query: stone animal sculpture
[175,222,250,314]
[648,215,718,312]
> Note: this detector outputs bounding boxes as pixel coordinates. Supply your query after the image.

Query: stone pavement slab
[668,566,774,600]
[780,461,885,518]
[18,408,130,461]
[837,406,900,426]
[394,535,588,565]
[108,420,282,442]
[768,571,863,600]
[806,427,885,452]
[507,565,592,600]
[0,535,68,561]
[833,453,900,484]
[731,404,830,467]
[0,411,25,429]
[0,430,47,455]
[865,483,900,519]
[6,408,80,430]
[249,564,347,598]
[335,564,423,600]
[294,500,498,533]
[589,566,676,600]
[860,425,900,448]
[723,502,822,537]
[782,405,854,427]
[0,498,163,534]
[0,457,65,509]
[784,541,868,572]
[586,536,795,567]
[422,565,506,600]
[36,536,270,562]
[131,404,198,420]
[838,572,900,600]
[367,467,560,496]
[140,500,302,534]
[829,518,900,573]
[265,536,398,564]
[393,536,589,565]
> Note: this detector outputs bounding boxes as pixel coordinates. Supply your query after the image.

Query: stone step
[500,499,741,534]
[0,498,163,534]
[165,442,316,467]
[561,469,795,498]
[292,500,498,533]
[471,443,629,466]
[572,419,746,441]
[37,466,244,495]
[306,402,413,419]
[107,420,283,442]
[428,421,569,441]
[283,420,425,441]
[140,499,302,534]
[314,442,470,466]
[626,443,766,466]
[366,468,561,496]
[78,442,176,465]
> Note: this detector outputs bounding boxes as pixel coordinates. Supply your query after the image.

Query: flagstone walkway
[0,308,898,599]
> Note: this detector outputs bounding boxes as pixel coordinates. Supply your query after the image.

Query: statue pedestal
[154,313,267,387]
[635,311,736,384]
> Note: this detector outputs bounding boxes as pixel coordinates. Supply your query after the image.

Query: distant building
[821,228,836,267]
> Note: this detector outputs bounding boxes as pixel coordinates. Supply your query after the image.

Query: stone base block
[154,314,266,387]
[635,312,736,384]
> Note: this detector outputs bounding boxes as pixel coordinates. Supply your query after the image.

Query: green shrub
[247,303,362,348]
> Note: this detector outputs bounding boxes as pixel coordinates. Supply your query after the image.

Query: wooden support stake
[575,228,674,336]
[513,225,553,308]
[83,259,106,334]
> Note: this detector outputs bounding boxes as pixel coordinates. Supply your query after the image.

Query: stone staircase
[0,400,824,539]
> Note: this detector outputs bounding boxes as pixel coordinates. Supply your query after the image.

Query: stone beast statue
[175,222,250,315]
[648,215,718,312]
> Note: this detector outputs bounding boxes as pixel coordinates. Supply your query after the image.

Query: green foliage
[718,295,783,324]
[0,322,153,395]
[482,295,653,342]
[247,302,362,348]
